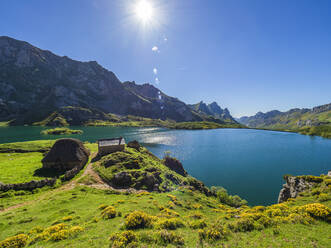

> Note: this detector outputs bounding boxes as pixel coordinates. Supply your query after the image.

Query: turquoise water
[0,126,330,205]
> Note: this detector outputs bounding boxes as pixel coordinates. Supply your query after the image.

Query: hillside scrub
[0,139,330,247]
[298,125,331,139]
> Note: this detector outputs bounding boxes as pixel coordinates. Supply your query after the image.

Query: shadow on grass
[34,168,66,178]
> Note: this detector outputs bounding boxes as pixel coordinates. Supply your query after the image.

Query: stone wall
[0,178,56,192]
[60,167,80,182]
[98,144,125,156]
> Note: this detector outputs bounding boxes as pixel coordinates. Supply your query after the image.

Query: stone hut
[98,137,125,156]
[42,138,90,171]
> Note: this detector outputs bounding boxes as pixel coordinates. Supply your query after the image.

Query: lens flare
[135,0,153,23]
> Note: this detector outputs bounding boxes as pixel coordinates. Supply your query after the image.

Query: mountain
[188,101,236,122]
[0,36,237,125]
[237,103,331,130]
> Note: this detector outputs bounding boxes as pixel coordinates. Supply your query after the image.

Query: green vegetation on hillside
[87,119,244,130]
[0,139,330,248]
[29,106,245,130]
[33,112,69,126]
[0,121,12,127]
[41,128,83,135]
[298,125,331,139]
[239,105,331,139]
[170,121,244,130]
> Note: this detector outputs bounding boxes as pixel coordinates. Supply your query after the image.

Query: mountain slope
[237,103,331,137]
[0,36,236,125]
[188,101,236,122]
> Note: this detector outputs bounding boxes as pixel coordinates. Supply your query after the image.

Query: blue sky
[1,0,330,117]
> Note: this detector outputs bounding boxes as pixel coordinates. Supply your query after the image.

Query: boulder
[42,138,90,171]
[164,157,187,176]
[127,140,141,151]
[111,172,132,187]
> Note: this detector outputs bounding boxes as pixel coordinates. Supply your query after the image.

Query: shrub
[49,230,70,241]
[44,224,67,234]
[136,192,150,197]
[188,211,203,219]
[28,224,83,244]
[62,216,73,222]
[228,217,255,232]
[98,204,108,210]
[198,226,227,241]
[158,230,184,246]
[137,231,155,244]
[212,187,247,207]
[189,219,207,229]
[311,188,321,195]
[69,226,84,235]
[0,234,28,248]
[158,208,179,218]
[156,218,185,230]
[101,206,116,219]
[167,201,176,209]
[300,175,323,183]
[125,211,153,229]
[109,231,137,248]
[318,193,330,202]
[283,213,314,225]
[28,226,43,235]
[192,203,202,209]
[302,203,331,219]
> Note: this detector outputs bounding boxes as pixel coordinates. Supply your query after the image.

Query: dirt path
[0,152,106,213]
[0,152,144,214]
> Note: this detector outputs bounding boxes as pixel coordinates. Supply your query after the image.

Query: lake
[0,126,330,205]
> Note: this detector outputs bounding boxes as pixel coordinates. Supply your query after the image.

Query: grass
[0,183,330,247]
[0,121,12,127]
[0,140,97,185]
[93,146,190,191]
[0,140,330,247]
[41,128,83,135]
[0,152,45,184]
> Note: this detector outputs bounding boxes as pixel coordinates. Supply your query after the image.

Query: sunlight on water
[1,126,331,205]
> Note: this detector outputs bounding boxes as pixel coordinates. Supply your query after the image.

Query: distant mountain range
[0,36,237,125]
[237,103,331,130]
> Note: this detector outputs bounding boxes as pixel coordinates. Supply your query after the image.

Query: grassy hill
[238,103,331,138]
[0,140,330,248]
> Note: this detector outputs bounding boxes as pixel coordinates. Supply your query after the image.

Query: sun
[135,0,153,23]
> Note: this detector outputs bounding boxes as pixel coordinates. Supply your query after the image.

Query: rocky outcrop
[278,176,313,203]
[127,140,141,151]
[188,101,237,123]
[164,156,188,177]
[42,138,90,171]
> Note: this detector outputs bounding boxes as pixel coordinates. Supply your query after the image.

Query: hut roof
[98,137,126,147]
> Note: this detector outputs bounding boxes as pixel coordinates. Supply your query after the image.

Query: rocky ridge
[0,36,237,125]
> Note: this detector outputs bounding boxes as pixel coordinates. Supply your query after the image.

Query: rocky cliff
[188,101,236,123]
[278,175,326,203]
[0,36,236,124]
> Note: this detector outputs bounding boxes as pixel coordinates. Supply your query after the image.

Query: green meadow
[0,140,330,248]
